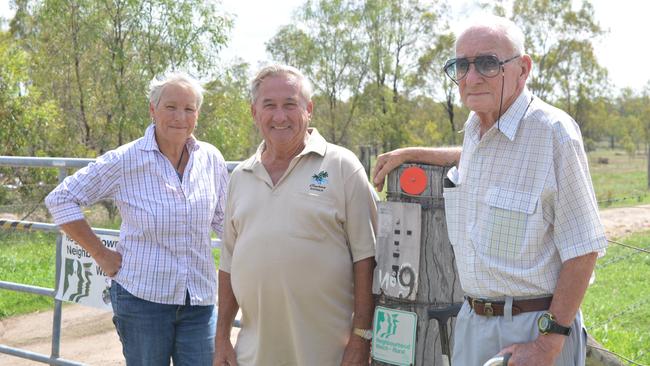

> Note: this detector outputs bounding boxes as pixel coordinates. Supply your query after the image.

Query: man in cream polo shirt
[214,64,377,366]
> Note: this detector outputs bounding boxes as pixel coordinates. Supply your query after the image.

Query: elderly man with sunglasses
[373,15,606,366]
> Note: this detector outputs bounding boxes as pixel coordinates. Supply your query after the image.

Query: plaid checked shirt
[46,124,228,305]
[444,88,607,298]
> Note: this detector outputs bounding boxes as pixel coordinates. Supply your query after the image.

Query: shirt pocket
[478,186,539,261]
[289,192,337,241]
[443,186,463,247]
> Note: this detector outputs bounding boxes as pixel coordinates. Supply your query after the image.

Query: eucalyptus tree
[358,0,449,150]
[198,62,258,161]
[267,0,450,150]
[11,0,232,154]
[267,0,368,146]
[511,0,608,108]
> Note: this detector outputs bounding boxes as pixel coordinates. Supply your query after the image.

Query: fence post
[51,167,67,360]
[372,163,463,366]
[359,145,372,179]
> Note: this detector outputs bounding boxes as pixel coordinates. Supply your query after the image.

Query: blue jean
[110,282,216,366]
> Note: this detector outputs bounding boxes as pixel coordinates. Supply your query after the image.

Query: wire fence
[598,193,650,206]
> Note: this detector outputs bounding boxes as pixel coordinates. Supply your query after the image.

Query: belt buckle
[484,302,494,316]
[472,298,494,317]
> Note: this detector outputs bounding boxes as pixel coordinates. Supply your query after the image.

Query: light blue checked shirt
[46,124,228,305]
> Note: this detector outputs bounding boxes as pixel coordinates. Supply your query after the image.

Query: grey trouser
[451,299,587,366]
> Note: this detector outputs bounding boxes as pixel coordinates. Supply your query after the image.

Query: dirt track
[0,205,648,365]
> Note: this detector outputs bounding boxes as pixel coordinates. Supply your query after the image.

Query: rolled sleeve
[344,166,377,262]
[45,151,121,225]
[553,139,607,262]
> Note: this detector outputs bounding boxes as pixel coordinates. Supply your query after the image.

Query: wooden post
[359,145,372,179]
[372,163,463,366]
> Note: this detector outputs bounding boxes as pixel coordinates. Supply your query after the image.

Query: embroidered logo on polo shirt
[309,170,328,192]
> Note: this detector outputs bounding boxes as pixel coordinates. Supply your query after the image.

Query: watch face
[539,316,550,331]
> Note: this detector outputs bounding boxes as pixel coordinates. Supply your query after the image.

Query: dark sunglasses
[443,55,520,84]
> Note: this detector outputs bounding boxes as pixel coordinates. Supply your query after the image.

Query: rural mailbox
[372,201,422,301]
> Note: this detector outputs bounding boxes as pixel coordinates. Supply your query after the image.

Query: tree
[267,0,451,151]
[267,0,369,146]
[11,0,233,155]
[511,0,608,109]
[359,0,449,150]
[198,62,258,161]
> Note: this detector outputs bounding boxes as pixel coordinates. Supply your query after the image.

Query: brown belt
[467,296,552,316]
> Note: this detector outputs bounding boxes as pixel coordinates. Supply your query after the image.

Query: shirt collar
[137,123,199,152]
[241,128,327,171]
[465,88,533,142]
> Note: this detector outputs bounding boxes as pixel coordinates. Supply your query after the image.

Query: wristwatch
[353,327,373,340]
[537,312,571,336]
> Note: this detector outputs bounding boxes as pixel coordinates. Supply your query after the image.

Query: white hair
[148,71,204,110]
[454,14,526,56]
[250,64,313,104]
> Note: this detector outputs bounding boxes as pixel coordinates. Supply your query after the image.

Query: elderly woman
[45,72,228,365]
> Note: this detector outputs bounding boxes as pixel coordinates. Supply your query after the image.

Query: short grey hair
[455,14,525,56]
[148,71,204,110]
[250,64,313,104]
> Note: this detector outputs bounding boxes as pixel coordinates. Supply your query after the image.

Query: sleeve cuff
[48,203,85,226]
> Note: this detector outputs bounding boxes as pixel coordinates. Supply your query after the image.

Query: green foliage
[197,62,258,161]
[266,0,451,151]
[512,0,607,102]
[583,231,650,364]
[11,0,233,154]
[0,31,66,157]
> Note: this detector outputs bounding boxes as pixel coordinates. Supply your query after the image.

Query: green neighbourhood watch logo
[372,306,417,366]
[375,308,399,339]
[62,258,93,302]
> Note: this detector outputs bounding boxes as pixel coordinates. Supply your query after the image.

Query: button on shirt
[443,88,607,298]
[46,124,228,305]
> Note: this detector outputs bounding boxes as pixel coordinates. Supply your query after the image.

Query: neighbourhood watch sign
[55,233,118,311]
[372,306,417,365]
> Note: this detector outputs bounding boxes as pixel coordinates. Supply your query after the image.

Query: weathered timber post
[371,163,464,366]
[359,145,372,179]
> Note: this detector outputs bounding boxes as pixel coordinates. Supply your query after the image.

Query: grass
[582,231,650,364]
[589,149,650,208]
[0,231,57,318]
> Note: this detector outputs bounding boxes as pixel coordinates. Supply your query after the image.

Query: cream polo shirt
[220,128,377,366]
[444,88,607,298]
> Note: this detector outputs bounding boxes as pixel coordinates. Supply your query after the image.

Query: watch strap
[352,327,373,340]
[539,312,571,336]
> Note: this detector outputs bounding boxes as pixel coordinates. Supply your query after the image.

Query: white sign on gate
[372,306,417,366]
[55,232,118,311]
[373,201,421,300]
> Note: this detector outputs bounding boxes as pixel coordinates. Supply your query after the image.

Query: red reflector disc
[399,167,427,195]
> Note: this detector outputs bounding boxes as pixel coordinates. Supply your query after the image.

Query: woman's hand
[95,247,122,277]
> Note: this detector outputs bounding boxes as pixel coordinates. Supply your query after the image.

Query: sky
[0,0,647,93]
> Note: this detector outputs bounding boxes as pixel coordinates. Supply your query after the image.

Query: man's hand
[498,334,565,366]
[372,147,461,192]
[94,248,122,277]
[213,337,237,366]
[341,335,371,366]
[372,149,409,192]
